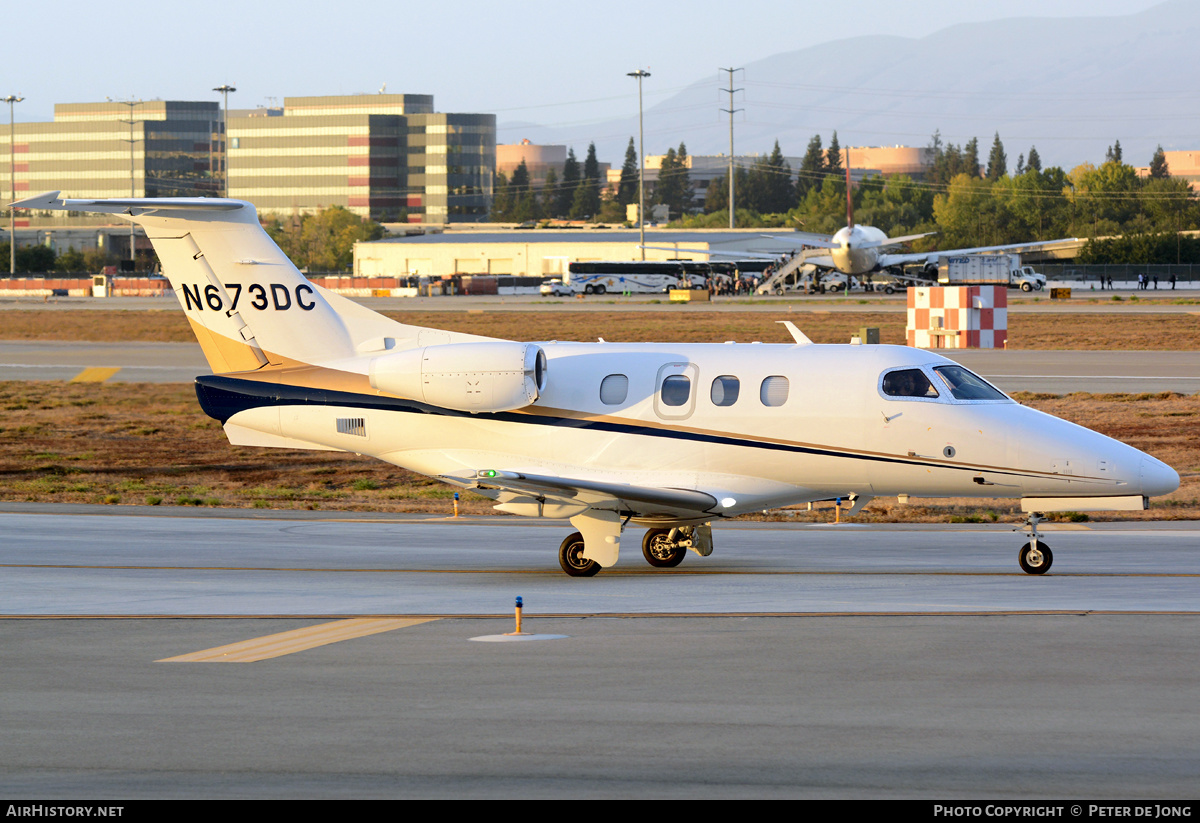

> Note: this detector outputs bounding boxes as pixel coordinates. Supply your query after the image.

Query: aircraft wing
[870,231,938,249]
[442,469,720,518]
[638,244,793,261]
[878,237,1080,269]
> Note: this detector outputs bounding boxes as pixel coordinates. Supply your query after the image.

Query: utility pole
[5,94,23,275]
[115,98,142,266]
[719,68,742,229]
[213,84,236,197]
[627,70,649,260]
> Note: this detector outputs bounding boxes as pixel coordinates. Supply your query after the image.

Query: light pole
[5,94,23,275]
[626,70,649,260]
[114,98,142,266]
[213,84,236,197]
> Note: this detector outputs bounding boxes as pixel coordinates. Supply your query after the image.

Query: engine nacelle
[368,341,547,413]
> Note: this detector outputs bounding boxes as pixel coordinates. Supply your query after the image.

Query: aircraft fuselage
[204,342,1177,522]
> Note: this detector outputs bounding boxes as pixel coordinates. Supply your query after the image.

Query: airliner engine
[368,341,547,412]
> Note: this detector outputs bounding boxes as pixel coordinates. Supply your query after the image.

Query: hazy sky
[9,0,1167,145]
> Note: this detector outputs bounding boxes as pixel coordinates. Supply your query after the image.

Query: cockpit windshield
[881,368,939,399]
[932,365,1007,401]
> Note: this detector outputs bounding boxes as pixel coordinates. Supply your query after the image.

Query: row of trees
[491,143,611,223]
[676,131,1196,263]
[491,139,703,223]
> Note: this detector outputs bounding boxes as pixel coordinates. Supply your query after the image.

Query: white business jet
[11,192,1177,576]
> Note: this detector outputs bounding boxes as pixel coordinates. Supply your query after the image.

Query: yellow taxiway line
[69,367,120,383]
[157,616,438,662]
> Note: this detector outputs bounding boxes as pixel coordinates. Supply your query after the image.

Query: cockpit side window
[881,368,939,399]
[933,365,1007,401]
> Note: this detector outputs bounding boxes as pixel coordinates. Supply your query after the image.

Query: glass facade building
[228,95,495,223]
[0,100,222,224]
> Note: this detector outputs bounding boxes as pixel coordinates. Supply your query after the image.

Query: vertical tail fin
[11,193,357,373]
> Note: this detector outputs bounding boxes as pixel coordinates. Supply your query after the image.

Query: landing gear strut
[1016,512,1053,574]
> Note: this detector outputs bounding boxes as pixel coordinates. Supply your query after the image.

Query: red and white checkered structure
[906,285,1007,349]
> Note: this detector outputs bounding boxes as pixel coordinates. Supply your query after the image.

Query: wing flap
[443,470,719,517]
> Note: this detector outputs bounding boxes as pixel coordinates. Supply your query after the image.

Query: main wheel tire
[584,285,595,294]
[595,284,606,295]
[885,285,896,294]
[1021,282,1033,292]
[641,528,686,568]
[1019,540,1053,575]
[559,531,600,577]
[1034,282,1043,291]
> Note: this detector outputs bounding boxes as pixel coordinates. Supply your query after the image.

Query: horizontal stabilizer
[10,191,244,214]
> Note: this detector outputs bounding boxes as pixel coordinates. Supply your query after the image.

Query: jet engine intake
[369,341,547,412]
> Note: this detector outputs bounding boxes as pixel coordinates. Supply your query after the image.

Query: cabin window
[933,365,1006,401]
[760,376,789,407]
[661,374,692,407]
[599,374,629,405]
[882,368,939,399]
[710,375,740,406]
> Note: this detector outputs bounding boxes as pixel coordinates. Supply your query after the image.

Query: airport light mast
[5,94,22,275]
[213,84,236,197]
[113,98,143,266]
[627,70,649,260]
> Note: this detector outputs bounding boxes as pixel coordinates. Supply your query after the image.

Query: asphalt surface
[1,510,1197,798]
[1,340,1194,393]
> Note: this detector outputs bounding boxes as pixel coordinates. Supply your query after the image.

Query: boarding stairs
[756,248,828,295]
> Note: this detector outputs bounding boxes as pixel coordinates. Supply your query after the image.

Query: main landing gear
[558,532,600,577]
[642,528,687,568]
[557,524,713,577]
[1016,512,1053,575]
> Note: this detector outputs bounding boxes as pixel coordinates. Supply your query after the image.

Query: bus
[565,261,695,294]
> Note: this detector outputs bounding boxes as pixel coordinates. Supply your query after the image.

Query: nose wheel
[1019,540,1053,574]
[1016,512,1053,574]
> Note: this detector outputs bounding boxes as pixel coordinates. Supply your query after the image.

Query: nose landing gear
[1016,512,1053,574]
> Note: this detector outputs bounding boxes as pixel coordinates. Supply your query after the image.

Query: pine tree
[554,148,580,218]
[1149,145,1170,179]
[1015,153,1026,176]
[826,132,843,174]
[490,170,511,221]
[749,140,794,214]
[986,132,1007,181]
[963,138,980,177]
[654,143,694,219]
[571,142,601,219]
[796,134,825,201]
[1027,146,1042,172]
[617,138,639,205]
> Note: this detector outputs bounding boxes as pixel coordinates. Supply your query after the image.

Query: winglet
[10,191,64,210]
[777,320,813,345]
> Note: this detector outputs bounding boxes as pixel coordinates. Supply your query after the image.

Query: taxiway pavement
[1,509,1197,798]
[0,340,1194,393]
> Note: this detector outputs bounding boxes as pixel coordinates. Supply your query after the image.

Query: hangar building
[353,228,814,278]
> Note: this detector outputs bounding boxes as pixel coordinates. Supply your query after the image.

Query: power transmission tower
[719,68,743,229]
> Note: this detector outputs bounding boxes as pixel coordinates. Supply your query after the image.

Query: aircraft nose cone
[1140,454,1180,498]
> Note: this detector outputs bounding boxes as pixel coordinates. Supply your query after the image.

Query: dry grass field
[0,306,1197,348]
[0,305,1196,522]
